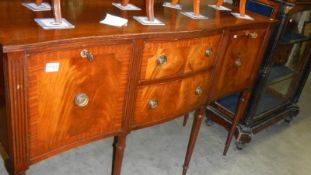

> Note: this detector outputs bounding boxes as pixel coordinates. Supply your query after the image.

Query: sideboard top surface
[0,0,275,52]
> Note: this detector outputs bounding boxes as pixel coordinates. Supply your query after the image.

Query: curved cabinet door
[212,28,267,99]
[27,43,131,162]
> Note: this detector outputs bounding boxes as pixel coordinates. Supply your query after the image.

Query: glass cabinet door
[254,9,311,117]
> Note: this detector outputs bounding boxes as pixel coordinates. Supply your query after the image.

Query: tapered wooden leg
[52,0,62,24]
[216,0,224,7]
[171,0,179,5]
[223,90,251,156]
[182,108,204,175]
[5,159,27,175]
[112,134,127,175]
[239,0,246,17]
[193,0,200,16]
[121,0,130,6]
[183,114,189,127]
[35,0,43,5]
[146,0,155,21]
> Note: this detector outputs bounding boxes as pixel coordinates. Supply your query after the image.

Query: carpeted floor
[1,76,310,175]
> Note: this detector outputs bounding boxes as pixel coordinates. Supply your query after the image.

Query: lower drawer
[133,72,211,128]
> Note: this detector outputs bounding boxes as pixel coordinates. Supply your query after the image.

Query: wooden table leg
[239,0,246,17]
[112,134,127,175]
[216,0,224,7]
[223,90,251,156]
[193,0,200,16]
[5,159,27,175]
[52,0,62,24]
[121,0,130,6]
[35,0,43,5]
[183,114,189,127]
[182,108,204,175]
[146,0,155,21]
[171,0,179,6]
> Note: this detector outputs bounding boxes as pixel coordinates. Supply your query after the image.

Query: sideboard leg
[4,159,27,175]
[183,114,189,127]
[182,108,204,175]
[223,90,251,156]
[112,134,127,175]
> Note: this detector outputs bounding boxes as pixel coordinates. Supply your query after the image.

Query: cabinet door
[27,44,131,161]
[212,28,267,99]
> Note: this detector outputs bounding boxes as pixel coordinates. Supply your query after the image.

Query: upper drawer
[27,44,131,160]
[140,34,221,80]
[133,72,211,128]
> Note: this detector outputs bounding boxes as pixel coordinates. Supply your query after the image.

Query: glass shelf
[267,65,295,85]
[280,32,310,45]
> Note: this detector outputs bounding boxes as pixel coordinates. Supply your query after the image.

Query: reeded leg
[182,108,204,175]
[223,90,251,156]
[112,134,127,175]
[183,114,189,127]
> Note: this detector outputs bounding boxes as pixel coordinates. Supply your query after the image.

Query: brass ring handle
[205,48,213,57]
[157,55,167,65]
[74,93,89,107]
[235,58,242,67]
[195,86,203,96]
[80,49,94,62]
[148,99,158,109]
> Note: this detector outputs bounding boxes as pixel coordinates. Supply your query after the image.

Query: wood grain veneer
[0,0,276,175]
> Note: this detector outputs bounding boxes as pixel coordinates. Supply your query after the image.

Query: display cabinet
[207,0,311,148]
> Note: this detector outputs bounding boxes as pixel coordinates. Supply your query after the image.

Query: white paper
[34,18,75,30]
[45,63,60,72]
[231,12,254,20]
[100,14,128,27]
[112,3,141,10]
[162,2,182,10]
[133,16,165,26]
[180,12,209,19]
[22,2,51,11]
[209,5,232,11]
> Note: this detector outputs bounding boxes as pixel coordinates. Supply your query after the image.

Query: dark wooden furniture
[207,0,311,150]
[0,0,274,175]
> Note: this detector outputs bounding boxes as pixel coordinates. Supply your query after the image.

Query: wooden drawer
[27,44,131,161]
[212,28,267,98]
[133,72,211,128]
[140,35,221,80]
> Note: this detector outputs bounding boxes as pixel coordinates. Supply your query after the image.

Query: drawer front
[140,35,221,80]
[213,28,266,98]
[133,72,211,128]
[27,44,131,160]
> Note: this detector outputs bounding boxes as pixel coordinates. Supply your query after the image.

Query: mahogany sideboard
[0,0,275,174]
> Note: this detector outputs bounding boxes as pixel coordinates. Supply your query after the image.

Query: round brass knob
[248,32,258,39]
[157,55,167,65]
[195,86,203,96]
[80,49,94,62]
[148,99,158,109]
[74,93,89,107]
[205,48,213,57]
[235,58,242,67]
